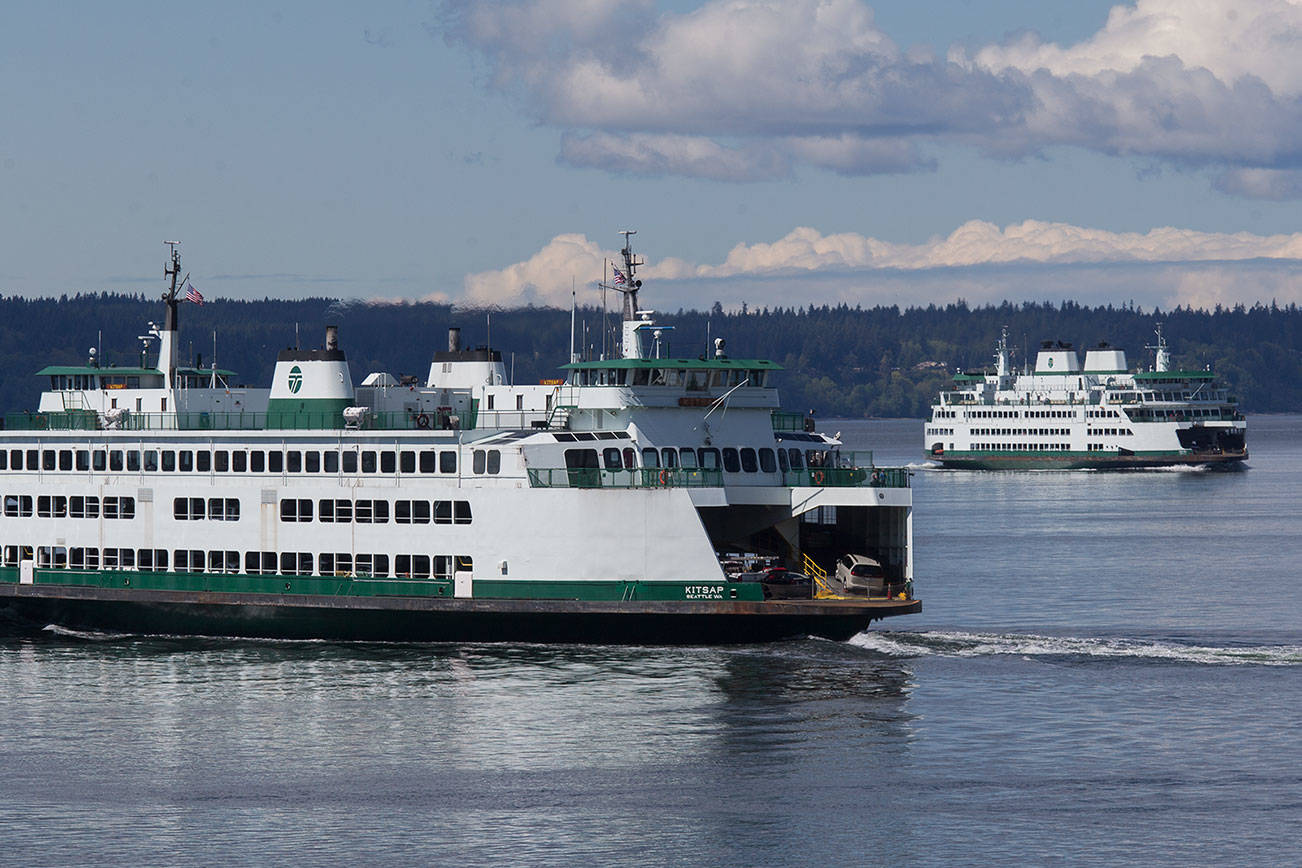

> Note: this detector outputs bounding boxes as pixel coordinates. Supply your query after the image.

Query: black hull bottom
[0,585,919,645]
[932,451,1248,471]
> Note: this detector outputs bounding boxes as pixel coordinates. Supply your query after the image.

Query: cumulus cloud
[461,221,1302,310]
[442,0,1302,186]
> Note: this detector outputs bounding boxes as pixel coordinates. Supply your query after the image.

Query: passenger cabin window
[741,446,762,471]
[641,447,660,469]
[722,448,741,473]
[759,448,777,473]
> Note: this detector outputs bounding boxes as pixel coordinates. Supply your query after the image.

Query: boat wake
[41,623,135,641]
[850,630,1302,666]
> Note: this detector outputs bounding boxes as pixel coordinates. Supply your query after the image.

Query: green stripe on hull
[0,568,764,603]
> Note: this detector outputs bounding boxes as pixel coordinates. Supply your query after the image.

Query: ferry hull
[929,449,1248,471]
[0,583,919,645]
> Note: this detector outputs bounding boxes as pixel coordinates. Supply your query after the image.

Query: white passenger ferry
[0,238,918,643]
[924,328,1247,470]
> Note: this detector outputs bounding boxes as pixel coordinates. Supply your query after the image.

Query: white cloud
[461,221,1302,310]
[462,232,610,307]
[972,0,1302,96]
[443,0,1302,185]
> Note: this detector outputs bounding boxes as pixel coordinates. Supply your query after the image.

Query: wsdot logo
[288,365,303,394]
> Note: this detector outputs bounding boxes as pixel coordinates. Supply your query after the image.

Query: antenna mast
[160,241,184,391]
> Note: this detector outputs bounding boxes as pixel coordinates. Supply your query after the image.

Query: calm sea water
[2,417,1299,867]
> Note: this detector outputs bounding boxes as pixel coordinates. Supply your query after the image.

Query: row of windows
[280,498,472,525]
[973,428,1071,437]
[14,545,471,580]
[1086,428,1133,437]
[0,446,463,475]
[926,428,955,436]
[1086,409,1122,419]
[570,368,769,388]
[570,445,830,475]
[174,498,241,521]
[972,443,1071,452]
[1131,408,1230,421]
[1025,410,1077,419]
[4,495,135,519]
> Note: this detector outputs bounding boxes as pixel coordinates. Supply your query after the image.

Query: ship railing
[526,464,910,489]
[4,410,100,431]
[527,467,725,489]
[3,409,489,432]
[783,466,910,488]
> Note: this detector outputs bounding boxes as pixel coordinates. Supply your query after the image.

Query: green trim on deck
[942,449,1182,458]
[0,568,766,603]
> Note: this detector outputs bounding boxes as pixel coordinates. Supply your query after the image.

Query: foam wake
[41,623,135,641]
[851,630,1302,666]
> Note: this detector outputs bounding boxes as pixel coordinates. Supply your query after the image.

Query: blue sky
[3,0,1301,312]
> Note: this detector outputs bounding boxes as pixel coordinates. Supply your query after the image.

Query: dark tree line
[1,294,1298,418]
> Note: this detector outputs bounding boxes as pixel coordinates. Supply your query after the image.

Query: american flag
[185,282,204,305]
[611,265,627,286]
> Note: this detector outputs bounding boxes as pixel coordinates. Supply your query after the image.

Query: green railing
[528,464,909,489]
[4,409,467,433]
[527,467,725,489]
[4,411,100,431]
[784,466,909,488]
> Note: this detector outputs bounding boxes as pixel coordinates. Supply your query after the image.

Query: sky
[2,0,1302,313]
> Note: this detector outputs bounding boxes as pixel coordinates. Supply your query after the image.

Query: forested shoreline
[1,294,1298,417]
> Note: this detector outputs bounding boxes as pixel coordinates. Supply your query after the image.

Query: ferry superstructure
[0,238,918,643]
[924,328,1247,470]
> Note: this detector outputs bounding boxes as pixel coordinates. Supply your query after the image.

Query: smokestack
[448,327,461,353]
[325,325,339,351]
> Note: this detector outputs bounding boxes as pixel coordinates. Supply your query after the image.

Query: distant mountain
[1,294,1298,418]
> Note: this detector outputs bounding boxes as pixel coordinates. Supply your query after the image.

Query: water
[2,418,1300,866]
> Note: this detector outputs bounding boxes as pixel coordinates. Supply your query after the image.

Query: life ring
[416,413,431,429]
[811,470,825,486]
[658,469,670,485]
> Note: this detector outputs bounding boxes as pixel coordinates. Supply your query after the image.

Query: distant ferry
[924,327,1247,470]
[0,237,918,643]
